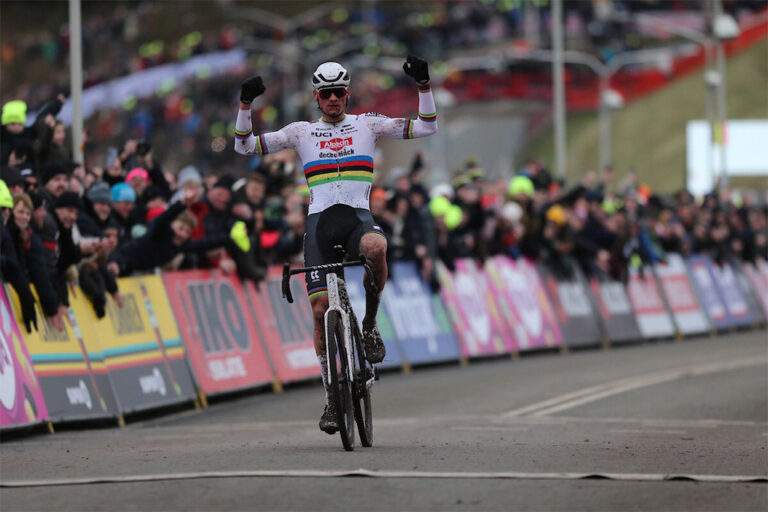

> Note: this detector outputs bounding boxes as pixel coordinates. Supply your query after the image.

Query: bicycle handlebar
[282,255,376,304]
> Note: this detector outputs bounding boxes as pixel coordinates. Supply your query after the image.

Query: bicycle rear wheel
[326,311,355,451]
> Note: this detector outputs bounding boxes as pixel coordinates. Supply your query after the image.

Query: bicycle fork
[325,272,355,384]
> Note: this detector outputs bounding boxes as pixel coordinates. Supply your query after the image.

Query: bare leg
[311,294,330,404]
[359,233,388,330]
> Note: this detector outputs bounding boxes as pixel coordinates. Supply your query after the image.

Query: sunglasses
[318,88,347,100]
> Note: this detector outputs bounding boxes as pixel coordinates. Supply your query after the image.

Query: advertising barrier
[742,260,768,318]
[77,277,197,413]
[730,260,766,326]
[485,257,562,351]
[5,286,119,422]
[654,255,710,336]
[687,255,731,329]
[626,266,676,339]
[437,259,515,358]
[344,265,404,369]
[381,261,461,365]
[708,260,755,328]
[163,270,274,395]
[538,263,603,348]
[257,269,322,382]
[1,287,49,428]
[588,277,642,345]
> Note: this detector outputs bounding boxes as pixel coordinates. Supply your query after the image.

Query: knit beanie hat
[86,182,112,204]
[1,100,27,126]
[54,191,83,211]
[111,182,136,203]
[177,165,202,188]
[40,162,70,185]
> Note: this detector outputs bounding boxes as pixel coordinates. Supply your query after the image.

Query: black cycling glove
[403,55,430,84]
[240,76,266,104]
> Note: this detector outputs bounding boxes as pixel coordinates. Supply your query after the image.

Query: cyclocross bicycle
[282,249,378,451]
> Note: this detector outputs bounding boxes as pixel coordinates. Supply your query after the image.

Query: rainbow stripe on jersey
[303,155,374,188]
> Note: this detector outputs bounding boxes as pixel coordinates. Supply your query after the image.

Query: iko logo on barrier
[187,281,251,354]
[66,380,92,410]
[139,367,167,396]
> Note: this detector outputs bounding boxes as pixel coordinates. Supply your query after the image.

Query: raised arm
[234,76,296,156]
[363,55,438,140]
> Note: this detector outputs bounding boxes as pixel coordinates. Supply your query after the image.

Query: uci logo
[310,270,320,282]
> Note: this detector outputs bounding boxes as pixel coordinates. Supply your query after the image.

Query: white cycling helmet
[312,62,350,90]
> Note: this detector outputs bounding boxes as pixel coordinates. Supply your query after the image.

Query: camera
[137,141,151,156]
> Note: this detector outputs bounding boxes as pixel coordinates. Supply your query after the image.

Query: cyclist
[234,55,437,434]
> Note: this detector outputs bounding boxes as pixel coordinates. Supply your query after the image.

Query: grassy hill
[525,39,768,192]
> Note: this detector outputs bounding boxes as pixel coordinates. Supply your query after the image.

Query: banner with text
[255,268,321,383]
[742,260,768,319]
[163,270,274,395]
[730,260,766,325]
[588,277,642,344]
[537,263,603,348]
[437,259,516,358]
[626,266,676,339]
[381,261,460,365]
[686,255,731,329]
[5,286,118,422]
[708,260,755,327]
[74,276,197,413]
[1,287,49,428]
[344,265,404,369]
[654,254,709,336]
[485,257,563,351]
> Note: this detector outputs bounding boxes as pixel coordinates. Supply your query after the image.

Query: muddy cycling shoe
[362,326,386,364]
[319,404,339,434]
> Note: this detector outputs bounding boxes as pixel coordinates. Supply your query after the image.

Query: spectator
[110,182,137,244]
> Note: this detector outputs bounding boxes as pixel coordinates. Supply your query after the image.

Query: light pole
[68,0,84,164]
[551,0,567,178]
[507,46,674,171]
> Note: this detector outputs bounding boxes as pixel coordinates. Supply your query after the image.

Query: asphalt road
[2,330,767,511]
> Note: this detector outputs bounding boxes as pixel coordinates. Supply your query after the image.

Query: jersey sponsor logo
[363,112,386,118]
[310,131,333,137]
[320,137,353,152]
[319,148,355,158]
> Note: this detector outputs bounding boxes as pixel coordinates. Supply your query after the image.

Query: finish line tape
[2,469,766,488]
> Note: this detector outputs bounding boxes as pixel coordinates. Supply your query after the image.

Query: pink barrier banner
[484,256,562,350]
[1,287,48,428]
[626,266,676,338]
[437,259,515,357]
[162,270,275,395]
[743,260,768,317]
[654,254,709,335]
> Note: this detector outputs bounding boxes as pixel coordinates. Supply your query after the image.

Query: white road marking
[609,429,687,435]
[1,469,765,488]
[450,426,529,432]
[502,356,768,418]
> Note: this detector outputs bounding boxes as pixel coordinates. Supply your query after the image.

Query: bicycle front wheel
[326,311,355,451]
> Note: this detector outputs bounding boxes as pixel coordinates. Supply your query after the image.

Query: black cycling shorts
[304,204,386,298]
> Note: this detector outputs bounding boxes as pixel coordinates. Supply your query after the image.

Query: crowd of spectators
[2,92,766,339]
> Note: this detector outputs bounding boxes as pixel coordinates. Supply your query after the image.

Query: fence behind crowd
[2,254,767,430]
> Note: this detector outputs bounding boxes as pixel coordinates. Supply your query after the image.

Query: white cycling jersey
[234,89,438,215]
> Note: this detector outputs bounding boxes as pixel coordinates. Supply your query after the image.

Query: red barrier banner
[246,267,320,384]
[654,254,710,335]
[162,270,274,395]
[626,266,676,339]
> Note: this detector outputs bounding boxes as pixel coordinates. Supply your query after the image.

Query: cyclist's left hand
[403,55,429,84]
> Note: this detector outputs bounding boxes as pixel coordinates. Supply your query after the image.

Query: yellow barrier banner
[81,275,197,412]
[4,285,118,421]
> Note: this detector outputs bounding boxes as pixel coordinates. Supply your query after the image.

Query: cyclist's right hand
[240,76,265,104]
